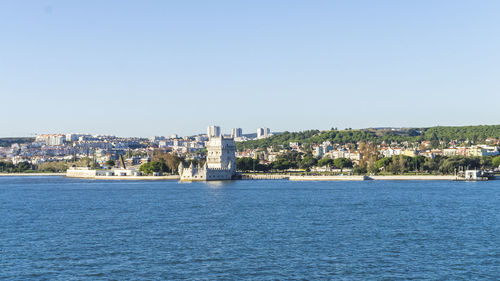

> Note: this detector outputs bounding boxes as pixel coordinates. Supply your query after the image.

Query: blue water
[1,177,500,280]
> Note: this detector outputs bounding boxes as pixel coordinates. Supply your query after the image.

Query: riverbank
[0,172,179,180]
[290,175,456,181]
[242,174,290,180]
[369,175,457,180]
[0,173,66,176]
[66,175,180,180]
[289,175,457,181]
[244,173,461,181]
[1,172,492,182]
[290,175,367,181]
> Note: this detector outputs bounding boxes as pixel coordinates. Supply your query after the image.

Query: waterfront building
[207,125,221,138]
[179,134,236,181]
[67,167,141,178]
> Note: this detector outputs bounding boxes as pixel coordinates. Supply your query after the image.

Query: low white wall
[66,169,97,178]
[289,175,366,181]
[369,175,456,180]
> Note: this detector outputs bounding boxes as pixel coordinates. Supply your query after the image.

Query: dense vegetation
[236,153,354,172]
[367,155,497,175]
[423,125,500,142]
[0,161,34,173]
[138,150,182,175]
[236,155,500,175]
[236,125,500,150]
[0,157,99,173]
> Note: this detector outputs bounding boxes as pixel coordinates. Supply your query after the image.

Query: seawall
[0,173,66,176]
[368,175,457,181]
[242,174,290,180]
[290,175,367,181]
[289,175,458,181]
[66,174,180,180]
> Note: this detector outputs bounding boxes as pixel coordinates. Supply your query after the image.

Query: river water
[1,177,500,280]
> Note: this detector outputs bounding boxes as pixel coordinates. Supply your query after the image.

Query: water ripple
[1,178,500,279]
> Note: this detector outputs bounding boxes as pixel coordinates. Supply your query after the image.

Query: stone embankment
[289,175,457,181]
[241,174,290,180]
[82,175,180,180]
[65,173,180,180]
[0,173,66,176]
[369,175,456,180]
[290,175,367,181]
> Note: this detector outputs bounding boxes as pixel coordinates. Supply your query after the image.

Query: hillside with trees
[236,125,500,151]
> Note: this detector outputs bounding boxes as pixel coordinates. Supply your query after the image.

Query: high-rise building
[207,125,221,138]
[36,134,65,146]
[257,127,271,139]
[232,128,243,138]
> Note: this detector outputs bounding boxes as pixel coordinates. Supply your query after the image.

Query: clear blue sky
[1,0,499,137]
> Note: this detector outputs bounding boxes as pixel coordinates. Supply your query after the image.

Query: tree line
[236,153,500,175]
[236,153,354,172]
[236,125,500,150]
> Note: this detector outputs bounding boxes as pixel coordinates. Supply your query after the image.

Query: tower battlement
[179,133,237,181]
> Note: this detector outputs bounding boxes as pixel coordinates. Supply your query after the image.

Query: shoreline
[72,175,180,181]
[0,173,495,181]
[290,175,457,181]
[0,173,66,176]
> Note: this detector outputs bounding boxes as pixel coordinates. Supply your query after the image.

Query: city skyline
[2,1,500,137]
[3,122,500,139]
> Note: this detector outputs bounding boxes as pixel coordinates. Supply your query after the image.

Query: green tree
[150,150,183,173]
[352,165,367,175]
[299,155,318,170]
[139,161,167,175]
[38,161,68,172]
[318,158,334,167]
[0,161,15,172]
[333,158,353,172]
[423,156,440,173]
[374,157,392,173]
[480,157,492,169]
[236,157,259,172]
[271,158,292,171]
[439,156,480,174]
[492,156,500,168]
[16,162,32,172]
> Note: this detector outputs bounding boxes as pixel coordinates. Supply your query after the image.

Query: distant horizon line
[2,123,499,139]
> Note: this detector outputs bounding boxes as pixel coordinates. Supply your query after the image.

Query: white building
[67,167,140,178]
[232,128,243,138]
[36,134,65,146]
[207,125,221,138]
[314,146,324,158]
[179,135,236,181]
[66,133,78,142]
[257,127,271,139]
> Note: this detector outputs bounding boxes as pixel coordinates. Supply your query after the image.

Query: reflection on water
[204,180,229,188]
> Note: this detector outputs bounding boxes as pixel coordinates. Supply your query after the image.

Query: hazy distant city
[1,126,271,167]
